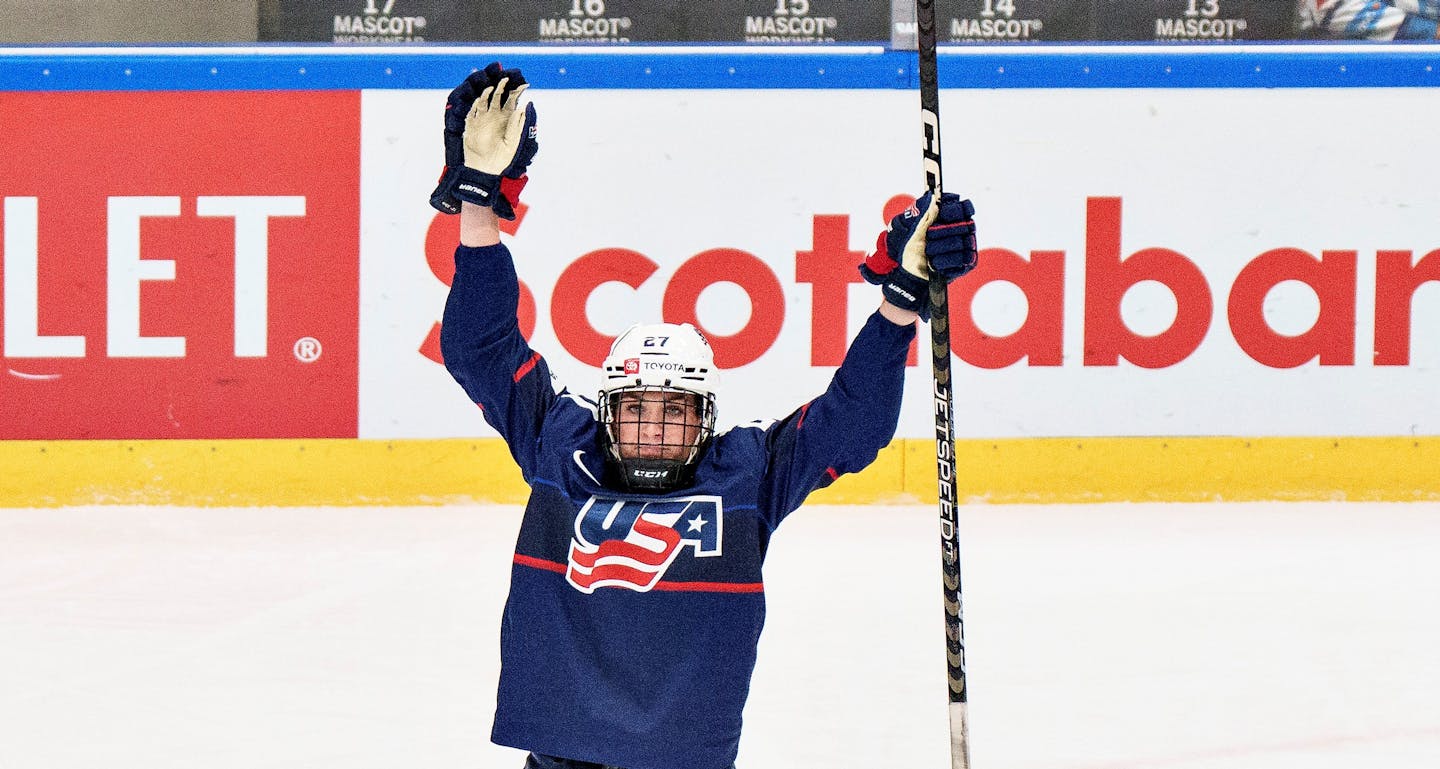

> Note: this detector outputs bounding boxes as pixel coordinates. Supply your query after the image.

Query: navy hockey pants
[526,753,737,769]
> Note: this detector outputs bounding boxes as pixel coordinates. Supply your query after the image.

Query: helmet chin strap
[607,456,698,493]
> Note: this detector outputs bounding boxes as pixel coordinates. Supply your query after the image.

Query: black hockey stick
[915,2,971,767]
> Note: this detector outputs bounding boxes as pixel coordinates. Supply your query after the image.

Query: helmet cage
[596,322,719,493]
[599,385,716,493]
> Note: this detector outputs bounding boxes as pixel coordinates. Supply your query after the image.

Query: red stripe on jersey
[796,401,812,430]
[569,561,655,590]
[569,517,681,569]
[825,467,839,481]
[513,553,564,574]
[513,351,541,382]
[513,554,763,594]
[653,580,764,594]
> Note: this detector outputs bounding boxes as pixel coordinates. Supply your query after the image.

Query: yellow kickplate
[1,436,1435,508]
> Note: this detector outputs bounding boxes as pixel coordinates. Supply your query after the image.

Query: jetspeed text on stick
[933,376,956,539]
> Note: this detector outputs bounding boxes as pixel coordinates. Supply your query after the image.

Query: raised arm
[432,64,554,479]
[758,192,979,525]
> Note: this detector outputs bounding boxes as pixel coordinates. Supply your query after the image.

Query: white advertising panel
[359,86,1440,440]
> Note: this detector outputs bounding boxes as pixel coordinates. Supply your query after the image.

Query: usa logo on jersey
[566,495,723,593]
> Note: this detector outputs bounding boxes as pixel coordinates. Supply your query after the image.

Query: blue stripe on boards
[0,44,1438,91]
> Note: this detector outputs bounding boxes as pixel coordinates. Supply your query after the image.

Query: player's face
[613,390,701,462]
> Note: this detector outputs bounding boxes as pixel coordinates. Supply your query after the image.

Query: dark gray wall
[0,1,1302,45]
[0,1,258,43]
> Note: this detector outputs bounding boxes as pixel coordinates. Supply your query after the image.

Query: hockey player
[431,64,978,769]
[1297,0,1440,39]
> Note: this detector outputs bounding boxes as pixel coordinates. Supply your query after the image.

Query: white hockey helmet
[598,322,719,492]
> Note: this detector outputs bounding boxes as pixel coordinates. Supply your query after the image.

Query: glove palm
[464,79,533,176]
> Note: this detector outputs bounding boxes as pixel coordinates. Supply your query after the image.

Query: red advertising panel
[0,91,360,439]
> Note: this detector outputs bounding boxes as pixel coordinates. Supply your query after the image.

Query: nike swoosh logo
[573,450,600,485]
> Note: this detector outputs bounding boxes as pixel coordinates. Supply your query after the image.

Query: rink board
[1,436,1437,507]
[2,45,1438,504]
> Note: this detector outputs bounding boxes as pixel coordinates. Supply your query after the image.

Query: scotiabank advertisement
[0,91,360,439]
[361,87,1440,440]
[4,85,1438,440]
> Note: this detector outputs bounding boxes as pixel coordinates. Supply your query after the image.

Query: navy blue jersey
[441,243,913,769]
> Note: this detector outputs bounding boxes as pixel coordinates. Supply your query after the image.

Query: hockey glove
[859,191,978,320]
[430,63,511,214]
[429,63,539,218]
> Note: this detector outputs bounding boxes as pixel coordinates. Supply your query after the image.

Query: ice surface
[2,501,1437,768]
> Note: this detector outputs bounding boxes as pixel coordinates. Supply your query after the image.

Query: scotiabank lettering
[424,195,1437,372]
[949,197,1436,370]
